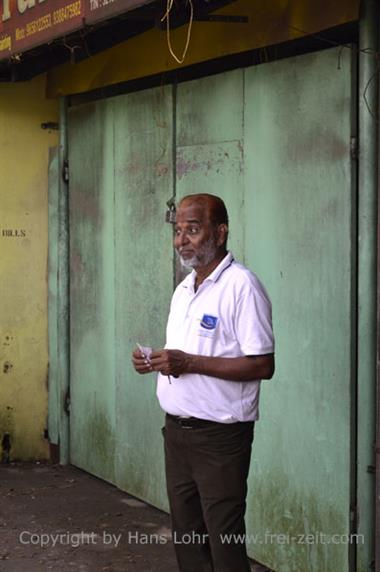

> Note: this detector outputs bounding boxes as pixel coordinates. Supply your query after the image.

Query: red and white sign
[0,0,153,61]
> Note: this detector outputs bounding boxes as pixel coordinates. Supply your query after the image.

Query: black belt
[166,413,219,429]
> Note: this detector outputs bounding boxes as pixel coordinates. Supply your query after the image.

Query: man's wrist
[185,353,196,374]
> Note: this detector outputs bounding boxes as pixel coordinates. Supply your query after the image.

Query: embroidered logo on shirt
[200,314,218,330]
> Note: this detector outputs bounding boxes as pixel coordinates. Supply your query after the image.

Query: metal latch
[62,160,69,184]
[166,197,176,223]
[350,136,358,161]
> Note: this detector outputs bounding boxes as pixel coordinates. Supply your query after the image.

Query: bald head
[179,194,229,228]
[174,194,229,269]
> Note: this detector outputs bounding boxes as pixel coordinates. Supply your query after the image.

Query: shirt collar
[181,252,234,290]
[205,251,234,283]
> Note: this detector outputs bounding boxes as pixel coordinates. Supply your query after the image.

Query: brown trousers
[163,415,254,572]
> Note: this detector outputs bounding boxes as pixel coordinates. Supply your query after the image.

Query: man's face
[174,201,219,269]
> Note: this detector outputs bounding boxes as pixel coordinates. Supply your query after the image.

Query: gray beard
[177,237,218,269]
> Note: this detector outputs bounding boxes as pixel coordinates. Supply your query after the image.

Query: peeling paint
[176,147,242,181]
[154,163,169,177]
[176,154,200,180]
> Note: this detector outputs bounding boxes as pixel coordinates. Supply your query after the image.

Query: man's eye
[174,227,199,236]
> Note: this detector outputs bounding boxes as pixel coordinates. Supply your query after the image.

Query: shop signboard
[0,0,154,61]
[0,1,85,60]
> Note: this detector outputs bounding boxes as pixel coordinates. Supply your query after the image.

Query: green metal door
[243,48,356,572]
[175,48,356,572]
[69,99,116,484]
[68,86,173,508]
[112,86,173,505]
[67,46,356,571]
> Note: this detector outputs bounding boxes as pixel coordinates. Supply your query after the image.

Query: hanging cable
[161,0,194,65]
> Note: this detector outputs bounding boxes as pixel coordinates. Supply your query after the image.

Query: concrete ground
[0,463,272,572]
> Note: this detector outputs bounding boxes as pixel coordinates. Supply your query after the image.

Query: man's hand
[150,349,190,377]
[131,348,154,375]
[133,347,275,382]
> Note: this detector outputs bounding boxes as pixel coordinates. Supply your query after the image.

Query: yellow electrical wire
[161,0,194,65]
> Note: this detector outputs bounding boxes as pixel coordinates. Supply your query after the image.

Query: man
[132,193,275,572]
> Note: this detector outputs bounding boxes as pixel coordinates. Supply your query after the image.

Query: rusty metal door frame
[358,1,379,571]
[56,96,70,465]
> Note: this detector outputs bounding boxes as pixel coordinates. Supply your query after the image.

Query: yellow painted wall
[0,74,58,460]
[47,0,359,97]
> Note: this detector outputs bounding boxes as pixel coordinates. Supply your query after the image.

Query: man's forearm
[149,349,275,381]
[186,354,274,382]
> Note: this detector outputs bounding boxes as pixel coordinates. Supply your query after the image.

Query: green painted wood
[176,70,244,261]
[48,147,59,445]
[243,48,355,572]
[113,86,173,509]
[68,100,116,483]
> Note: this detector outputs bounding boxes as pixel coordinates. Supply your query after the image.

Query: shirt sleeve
[233,277,275,356]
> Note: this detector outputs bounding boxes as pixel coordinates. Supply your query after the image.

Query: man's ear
[216,224,228,247]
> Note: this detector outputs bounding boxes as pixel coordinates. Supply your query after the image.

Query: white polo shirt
[156,252,274,423]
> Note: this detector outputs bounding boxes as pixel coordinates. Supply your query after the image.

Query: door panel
[69,86,173,508]
[176,70,245,261]
[244,48,354,572]
[68,100,116,483]
[113,86,173,508]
